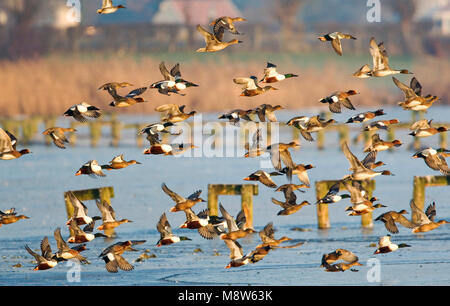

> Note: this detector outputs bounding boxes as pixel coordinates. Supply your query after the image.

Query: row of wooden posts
[65,175,447,234]
[1,111,448,150]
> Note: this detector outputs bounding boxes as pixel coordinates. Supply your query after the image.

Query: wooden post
[315,181,332,229]
[412,176,425,223]
[207,184,258,229]
[89,121,102,147]
[412,175,450,224]
[110,115,121,147]
[315,179,375,229]
[21,117,39,144]
[338,125,349,148]
[439,131,447,149]
[64,187,115,236]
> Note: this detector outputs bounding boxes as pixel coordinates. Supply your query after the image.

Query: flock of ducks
[1,7,449,277]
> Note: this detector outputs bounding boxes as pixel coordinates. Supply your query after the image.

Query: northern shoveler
[161,183,206,212]
[75,160,106,177]
[375,209,412,234]
[271,197,310,216]
[321,249,359,267]
[410,201,449,233]
[107,87,148,107]
[101,154,141,170]
[393,77,439,111]
[65,191,95,226]
[412,148,450,175]
[260,62,298,83]
[142,143,195,156]
[363,133,402,152]
[250,104,284,122]
[150,62,198,96]
[179,208,226,240]
[97,0,125,14]
[265,141,300,181]
[42,127,76,149]
[64,102,101,122]
[0,208,29,226]
[409,119,447,138]
[243,170,282,188]
[287,115,336,142]
[98,82,133,91]
[316,182,351,205]
[343,180,385,215]
[233,76,278,97]
[24,237,57,270]
[53,227,88,264]
[318,32,357,56]
[156,213,191,247]
[209,16,246,38]
[363,119,400,131]
[155,104,197,123]
[67,219,107,243]
[319,90,358,113]
[346,109,385,123]
[353,37,412,78]
[0,128,31,160]
[95,199,132,232]
[219,203,256,240]
[342,141,393,180]
[374,235,410,254]
[219,109,253,125]
[196,24,242,52]
[99,240,146,273]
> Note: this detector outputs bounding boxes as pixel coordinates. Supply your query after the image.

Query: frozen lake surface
[1,107,449,286]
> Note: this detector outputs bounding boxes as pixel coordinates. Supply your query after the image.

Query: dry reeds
[0,54,447,116]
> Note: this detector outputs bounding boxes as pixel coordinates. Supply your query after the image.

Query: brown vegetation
[0,55,448,116]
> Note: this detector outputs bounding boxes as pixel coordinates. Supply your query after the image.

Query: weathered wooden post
[316,181,332,229]
[64,186,115,236]
[315,179,375,229]
[316,112,328,151]
[110,115,122,147]
[89,121,102,147]
[207,184,258,229]
[338,125,349,148]
[412,175,450,223]
[21,117,40,144]
[439,131,447,149]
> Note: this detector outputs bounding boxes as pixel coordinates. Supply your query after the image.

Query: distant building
[415,0,450,36]
[152,0,243,25]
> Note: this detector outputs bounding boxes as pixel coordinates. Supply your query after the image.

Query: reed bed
[0,54,448,117]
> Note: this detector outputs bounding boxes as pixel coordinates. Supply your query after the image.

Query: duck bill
[243,177,250,181]
[75,170,82,176]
